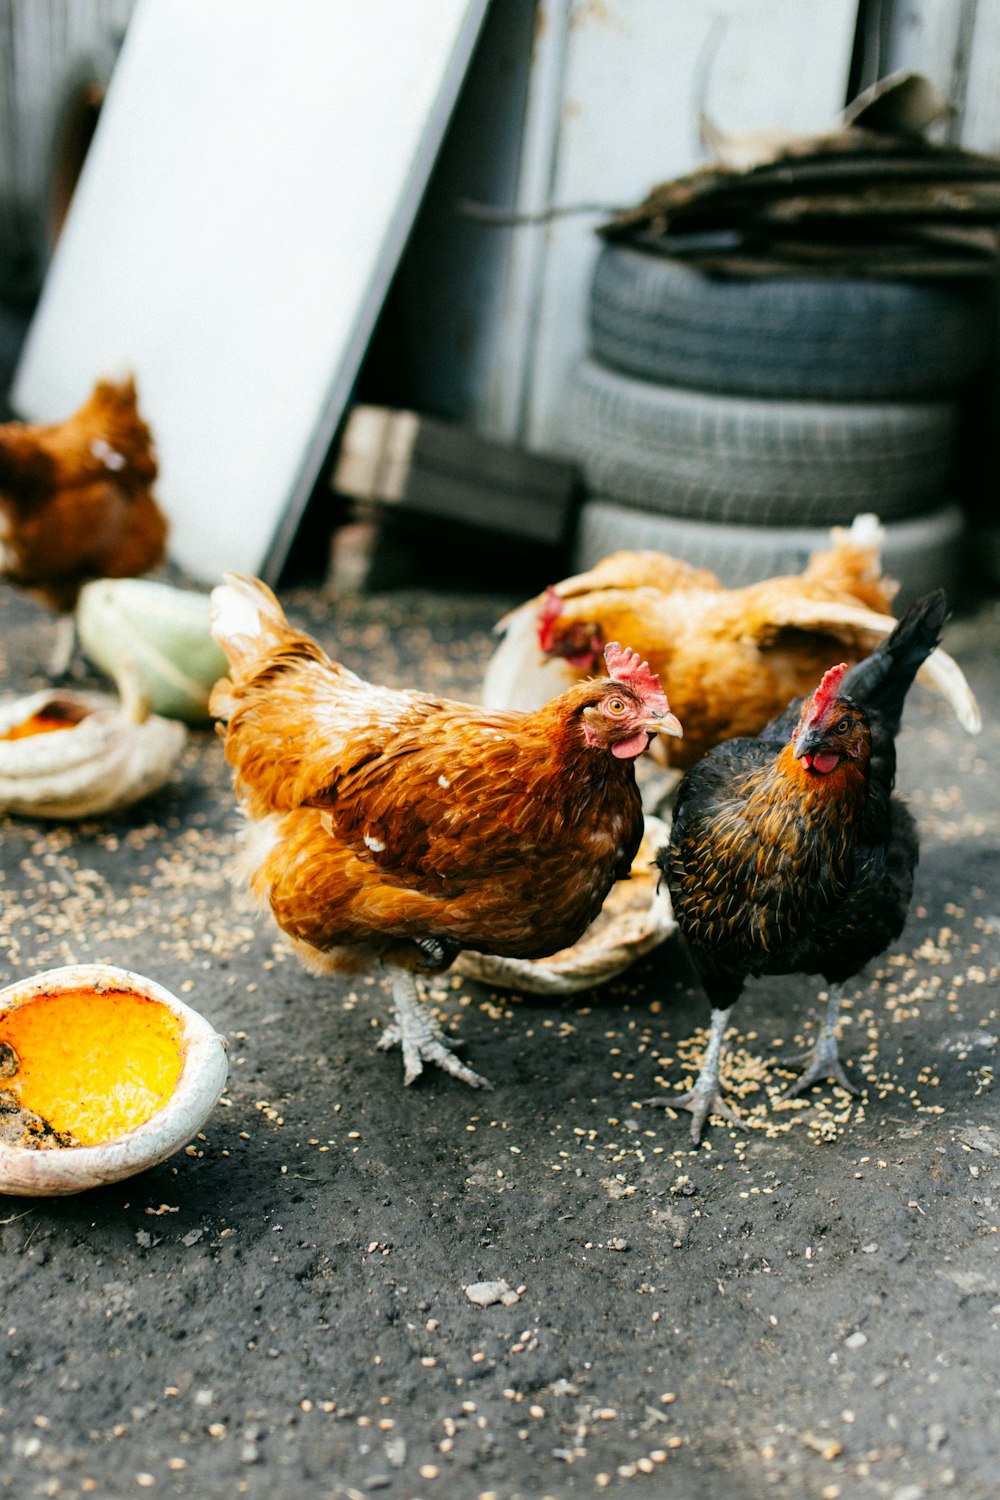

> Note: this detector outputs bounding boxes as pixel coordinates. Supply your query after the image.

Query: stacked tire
[559,244,990,603]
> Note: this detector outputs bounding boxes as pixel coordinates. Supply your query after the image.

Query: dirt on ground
[0,582,997,1500]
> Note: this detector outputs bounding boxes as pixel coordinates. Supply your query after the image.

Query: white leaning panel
[12,0,488,583]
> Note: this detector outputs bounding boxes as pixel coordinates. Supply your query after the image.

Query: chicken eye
[835,718,850,734]
[606,697,627,715]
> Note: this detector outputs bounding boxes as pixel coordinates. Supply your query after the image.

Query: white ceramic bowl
[0,965,228,1196]
[0,688,187,819]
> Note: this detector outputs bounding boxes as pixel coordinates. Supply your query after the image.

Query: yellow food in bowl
[0,701,88,741]
[0,988,184,1146]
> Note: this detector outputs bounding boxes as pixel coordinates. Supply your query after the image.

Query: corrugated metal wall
[0,0,136,288]
[881,0,1000,150]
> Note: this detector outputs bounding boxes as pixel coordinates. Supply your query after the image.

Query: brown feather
[535,527,899,767]
[211,577,661,975]
[0,377,166,615]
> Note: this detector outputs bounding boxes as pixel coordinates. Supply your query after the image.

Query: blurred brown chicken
[0,377,167,670]
[480,516,978,768]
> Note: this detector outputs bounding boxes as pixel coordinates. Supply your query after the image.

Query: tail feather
[480,596,578,711]
[801,512,897,614]
[916,643,982,735]
[210,573,296,681]
[209,573,308,724]
[841,588,950,737]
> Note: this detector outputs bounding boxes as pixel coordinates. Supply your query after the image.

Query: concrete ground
[0,577,998,1500]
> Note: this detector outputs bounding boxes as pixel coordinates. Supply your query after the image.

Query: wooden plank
[412,414,580,500]
[333,407,419,504]
[396,467,571,546]
[332,405,579,547]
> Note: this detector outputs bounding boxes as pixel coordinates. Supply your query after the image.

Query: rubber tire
[560,358,956,527]
[571,499,967,611]
[589,244,992,399]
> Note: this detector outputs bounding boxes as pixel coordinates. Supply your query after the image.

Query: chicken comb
[807,662,849,722]
[537,586,563,652]
[604,641,670,712]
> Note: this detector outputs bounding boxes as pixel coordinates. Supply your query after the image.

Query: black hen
[654,589,952,1143]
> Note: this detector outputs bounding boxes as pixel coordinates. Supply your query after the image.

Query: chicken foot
[646,1006,745,1144]
[778,984,859,1098]
[377,967,492,1090]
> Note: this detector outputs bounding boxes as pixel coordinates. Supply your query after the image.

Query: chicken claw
[666,1085,746,1145]
[379,970,492,1090]
[778,986,860,1099]
[644,1005,744,1144]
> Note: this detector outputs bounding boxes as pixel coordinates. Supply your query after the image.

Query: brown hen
[210,574,681,1089]
[480,516,977,769]
[0,377,167,669]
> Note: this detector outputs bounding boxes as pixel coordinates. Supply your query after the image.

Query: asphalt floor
[0,574,998,1500]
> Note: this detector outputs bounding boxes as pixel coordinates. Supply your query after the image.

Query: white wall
[883,0,1000,150]
[475,0,860,451]
[12,0,491,583]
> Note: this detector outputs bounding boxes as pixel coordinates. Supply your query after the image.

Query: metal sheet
[12,0,489,583]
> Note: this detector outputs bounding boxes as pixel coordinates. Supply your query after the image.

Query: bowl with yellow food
[0,965,228,1196]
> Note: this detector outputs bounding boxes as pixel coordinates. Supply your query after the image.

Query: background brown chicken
[0,376,167,671]
[481,516,980,767]
[209,574,681,1089]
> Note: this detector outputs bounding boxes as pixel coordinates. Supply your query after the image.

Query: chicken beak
[792,726,820,759]
[646,711,683,740]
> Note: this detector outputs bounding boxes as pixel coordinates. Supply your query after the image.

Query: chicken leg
[47,615,77,677]
[647,1006,745,1144]
[377,967,492,1089]
[778,984,859,1098]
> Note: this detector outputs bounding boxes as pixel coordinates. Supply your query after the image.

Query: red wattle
[612,731,651,760]
[801,751,841,774]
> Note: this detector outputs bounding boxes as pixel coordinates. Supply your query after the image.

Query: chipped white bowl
[454,815,675,995]
[0,965,228,1196]
[77,578,229,722]
[0,688,186,819]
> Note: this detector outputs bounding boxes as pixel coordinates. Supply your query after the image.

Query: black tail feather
[841,589,949,738]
